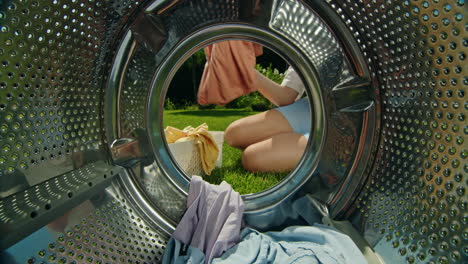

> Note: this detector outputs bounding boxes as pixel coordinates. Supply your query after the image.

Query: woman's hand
[254,70,298,106]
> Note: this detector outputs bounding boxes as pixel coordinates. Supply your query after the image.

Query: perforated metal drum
[0,0,466,263]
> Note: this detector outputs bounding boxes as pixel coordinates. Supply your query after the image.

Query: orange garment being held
[197,41,263,105]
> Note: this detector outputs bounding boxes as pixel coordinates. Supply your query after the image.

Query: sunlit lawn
[163,109,288,194]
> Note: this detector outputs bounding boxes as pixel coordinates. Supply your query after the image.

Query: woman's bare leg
[241,132,308,172]
[224,109,293,149]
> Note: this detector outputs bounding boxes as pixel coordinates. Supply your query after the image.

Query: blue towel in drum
[211,225,367,264]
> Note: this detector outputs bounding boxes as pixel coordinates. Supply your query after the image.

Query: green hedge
[255,64,284,84]
[225,64,284,111]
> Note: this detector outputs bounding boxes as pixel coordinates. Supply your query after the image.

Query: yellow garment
[164,123,219,175]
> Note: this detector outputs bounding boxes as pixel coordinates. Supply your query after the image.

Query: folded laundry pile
[162,176,368,264]
[165,123,219,175]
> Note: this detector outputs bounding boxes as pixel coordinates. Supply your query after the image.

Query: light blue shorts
[275,98,311,139]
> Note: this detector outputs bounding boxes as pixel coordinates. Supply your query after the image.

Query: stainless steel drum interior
[0,0,466,263]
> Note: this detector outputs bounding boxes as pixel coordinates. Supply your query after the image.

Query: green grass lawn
[163,109,288,194]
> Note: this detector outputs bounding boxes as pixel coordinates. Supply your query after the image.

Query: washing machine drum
[0,0,466,263]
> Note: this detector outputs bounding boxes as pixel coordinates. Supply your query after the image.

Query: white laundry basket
[168,131,224,176]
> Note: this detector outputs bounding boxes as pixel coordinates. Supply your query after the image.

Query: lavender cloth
[171,176,245,264]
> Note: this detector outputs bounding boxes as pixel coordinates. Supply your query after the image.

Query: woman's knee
[241,146,262,172]
[241,133,307,173]
[224,120,245,148]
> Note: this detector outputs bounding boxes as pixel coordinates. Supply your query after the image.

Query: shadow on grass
[167,109,255,117]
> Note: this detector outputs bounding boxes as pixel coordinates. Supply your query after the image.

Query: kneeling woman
[224,67,311,173]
